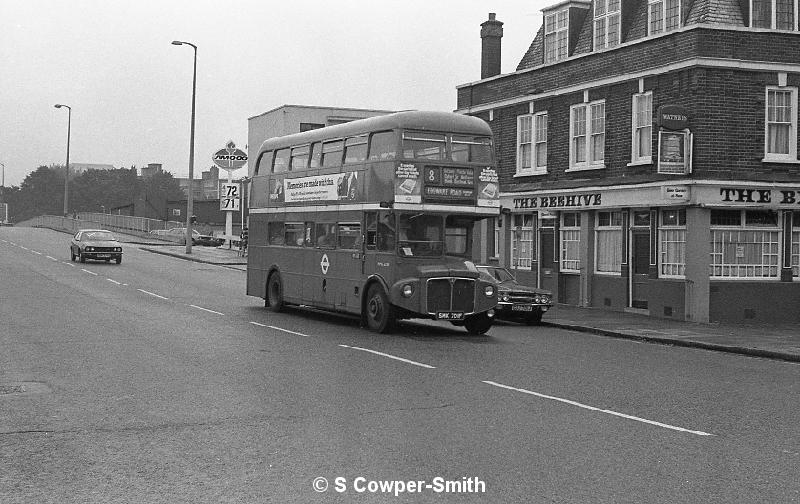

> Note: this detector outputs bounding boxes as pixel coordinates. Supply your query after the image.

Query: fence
[31,213,183,240]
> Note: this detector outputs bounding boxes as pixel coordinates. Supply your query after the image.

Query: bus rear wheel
[464,313,492,335]
[365,284,395,333]
[266,273,284,312]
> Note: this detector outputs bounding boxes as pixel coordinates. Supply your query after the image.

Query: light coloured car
[70,229,123,264]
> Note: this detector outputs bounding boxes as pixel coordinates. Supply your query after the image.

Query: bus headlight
[402,284,413,297]
[86,247,94,252]
[484,285,495,297]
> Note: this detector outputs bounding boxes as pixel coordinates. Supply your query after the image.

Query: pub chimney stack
[480,13,504,79]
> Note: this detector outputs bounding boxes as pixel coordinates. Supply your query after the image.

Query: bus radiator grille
[426,278,475,313]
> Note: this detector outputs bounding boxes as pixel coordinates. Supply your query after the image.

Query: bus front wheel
[464,313,492,335]
[365,284,395,333]
[266,273,284,312]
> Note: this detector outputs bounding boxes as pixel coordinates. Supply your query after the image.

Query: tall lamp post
[54,104,72,217]
[0,162,5,224]
[172,40,197,254]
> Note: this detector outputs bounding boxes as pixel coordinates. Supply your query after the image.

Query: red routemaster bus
[246,111,500,334]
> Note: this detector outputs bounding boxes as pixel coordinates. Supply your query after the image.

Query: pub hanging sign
[658,105,689,130]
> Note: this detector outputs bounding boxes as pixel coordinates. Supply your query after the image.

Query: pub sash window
[544,9,569,63]
[632,92,653,164]
[659,208,686,277]
[511,214,534,269]
[710,210,780,279]
[649,0,681,35]
[560,212,581,273]
[569,101,605,170]
[594,0,621,49]
[751,0,799,29]
[791,210,800,277]
[765,86,798,162]
[595,210,623,274]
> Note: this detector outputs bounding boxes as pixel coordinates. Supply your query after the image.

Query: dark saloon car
[164,227,223,246]
[477,265,553,324]
[70,229,123,264]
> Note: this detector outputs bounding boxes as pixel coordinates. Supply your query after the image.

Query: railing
[30,213,183,240]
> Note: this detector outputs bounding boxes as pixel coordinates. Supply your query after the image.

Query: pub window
[560,212,581,273]
[344,136,368,164]
[284,222,305,247]
[569,101,605,170]
[268,221,285,245]
[273,148,290,173]
[660,209,686,277]
[511,214,534,269]
[290,145,310,171]
[765,86,798,162]
[517,113,547,176]
[649,0,681,35]
[338,222,361,249]
[631,92,653,164]
[544,9,569,63]
[751,0,799,29]
[595,210,623,274]
[321,140,344,168]
[710,209,780,279]
[594,0,621,49]
[368,131,397,161]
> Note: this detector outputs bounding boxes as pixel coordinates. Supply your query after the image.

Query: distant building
[247,104,395,169]
[140,163,163,178]
[175,166,219,200]
[69,163,115,175]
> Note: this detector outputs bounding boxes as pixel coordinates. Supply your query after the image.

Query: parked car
[164,227,223,246]
[477,265,553,324]
[70,229,123,264]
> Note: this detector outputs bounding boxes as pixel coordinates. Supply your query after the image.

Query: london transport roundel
[320,254,330,275]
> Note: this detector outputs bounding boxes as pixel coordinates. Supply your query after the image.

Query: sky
[0,0,547,187]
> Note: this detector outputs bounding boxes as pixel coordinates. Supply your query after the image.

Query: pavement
[118,233,800,363]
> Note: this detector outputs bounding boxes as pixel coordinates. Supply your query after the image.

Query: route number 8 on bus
[246,111,500,334]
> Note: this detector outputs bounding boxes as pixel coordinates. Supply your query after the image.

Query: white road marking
[137,289,169,300]
[46,256,58,261]
[10,242,17,245]
[106,278,122,285]
[63,262,76,267]
[249,321,267,327]
[268,326,309,337]
[31,250,42,255]
[483,381,713,437]
[20,246,28,250]
[81,269,98,276]
[338,344,436,369]
[189,304,224,315]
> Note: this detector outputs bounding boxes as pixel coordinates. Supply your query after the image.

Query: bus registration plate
[437,312,464,321]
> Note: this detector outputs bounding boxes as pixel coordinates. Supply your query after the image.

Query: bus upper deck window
[290,145,310,171]
[321,140,344,168]
[368,131,397,161]
[402,131,446,160]
[451,135,492,163]
[344,136,368,164]
[309,142,321,168]
[256,151,272,175]
[273,148,290,173]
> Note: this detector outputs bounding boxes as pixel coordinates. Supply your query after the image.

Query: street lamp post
[172,40,197,254]
[54,104,72,217]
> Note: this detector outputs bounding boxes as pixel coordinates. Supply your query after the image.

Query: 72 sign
[220,183,241,211]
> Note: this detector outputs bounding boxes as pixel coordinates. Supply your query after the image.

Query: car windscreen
[83,231,114,241]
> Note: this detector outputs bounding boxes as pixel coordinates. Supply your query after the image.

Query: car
[70,229,123,264]
[477,265,553,325]
[164,227,223,246]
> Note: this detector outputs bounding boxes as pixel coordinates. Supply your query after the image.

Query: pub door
[631,231,650,309]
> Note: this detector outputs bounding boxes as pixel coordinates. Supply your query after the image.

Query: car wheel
[265,273,284,312]
[70,248,75,261]
[464,313,493,335]
[115,257,122,264]
[365,284,395,333]
[79,250,86,263]
[525,312,544,325]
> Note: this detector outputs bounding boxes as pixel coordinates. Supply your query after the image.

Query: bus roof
[257,110,492,153]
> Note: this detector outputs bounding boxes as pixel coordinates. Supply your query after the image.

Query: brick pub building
[458,2,800,322]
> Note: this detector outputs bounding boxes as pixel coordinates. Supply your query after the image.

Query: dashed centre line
[249,321,267,327]
[339,344,436,369]
[190,304,225,315]
[483,380,713,437]
[268,326,309,337]
[137,288,169,300]
[81,269,98,276]
[106,278,122,285]
[31,250,42,255]
[46,256,58,261]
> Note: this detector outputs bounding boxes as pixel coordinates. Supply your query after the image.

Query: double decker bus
[246,111,500,334]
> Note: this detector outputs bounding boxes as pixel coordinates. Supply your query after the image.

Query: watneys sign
[658,105,689,131]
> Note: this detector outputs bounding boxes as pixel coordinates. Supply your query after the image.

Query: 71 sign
[220,183,241,211]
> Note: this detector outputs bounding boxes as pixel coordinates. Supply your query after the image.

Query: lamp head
[54,104,62,108]
[171,40,183,45]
